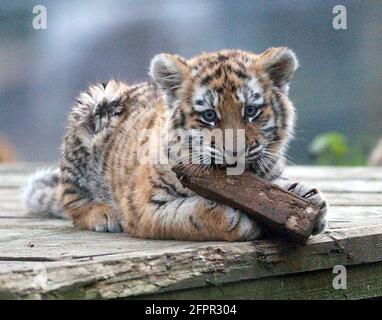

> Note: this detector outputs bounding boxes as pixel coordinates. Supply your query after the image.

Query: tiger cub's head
[150,48,298,178]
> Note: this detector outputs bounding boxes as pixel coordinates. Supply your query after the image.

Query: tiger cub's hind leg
[70,203,122,233]
[58,179,123,233]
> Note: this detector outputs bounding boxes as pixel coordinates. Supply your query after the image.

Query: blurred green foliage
[309,132,367,166]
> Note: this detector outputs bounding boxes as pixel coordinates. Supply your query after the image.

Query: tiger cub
[23,48,328,241]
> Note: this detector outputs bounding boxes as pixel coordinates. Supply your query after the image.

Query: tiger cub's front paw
[72,204,123,233]
[223,207,263,241]
[274,179,328,235]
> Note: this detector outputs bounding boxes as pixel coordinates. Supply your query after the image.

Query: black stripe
[214,67,222,78]
[149,198,168,208]
[127,174,141,218]
[60,176,79,186]
[227,212,242,232]
[217,54,228,62]
[274,91,287,129]
[172,109,185,129]
[151,174,187,198]
[60,165,77,177]
[62,188,79,196]
[151,181,173,196]
[232,68,248,80]
[158,176,187,197]
[224,64,249,80]
[216,86,223,94]
[174,198,186,215]
[189,215,201,231]
[63,197,85,209]
[199,74,213,86]
[235,61,246,70]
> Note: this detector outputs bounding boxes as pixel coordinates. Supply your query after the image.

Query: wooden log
[172,165,320,244]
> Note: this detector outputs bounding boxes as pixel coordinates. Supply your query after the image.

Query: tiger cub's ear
[257,47,299,94]
[149,53,190,105]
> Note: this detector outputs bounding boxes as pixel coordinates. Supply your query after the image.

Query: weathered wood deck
[0,163,382,299]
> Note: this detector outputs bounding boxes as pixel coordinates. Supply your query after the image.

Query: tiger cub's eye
[244,105,261,121]
[201,110,218,125]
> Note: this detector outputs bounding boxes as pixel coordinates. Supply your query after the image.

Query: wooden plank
[0,163,49,174]
[0,188,28,218]
[0,175,30,188]
[138,262,382,300]
[0,218,188,260]
[292,179,382,193]
[316,206,382,230]
[0,219,381,299]
[325,193,382,206]
[0,189,22,200]
[0,199,25,212]
[285,166,382,180]
[0,205,381,260]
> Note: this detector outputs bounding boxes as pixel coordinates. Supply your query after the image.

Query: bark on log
[172,165,320,244]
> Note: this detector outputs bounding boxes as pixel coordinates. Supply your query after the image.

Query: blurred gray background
[1,0,381,164]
